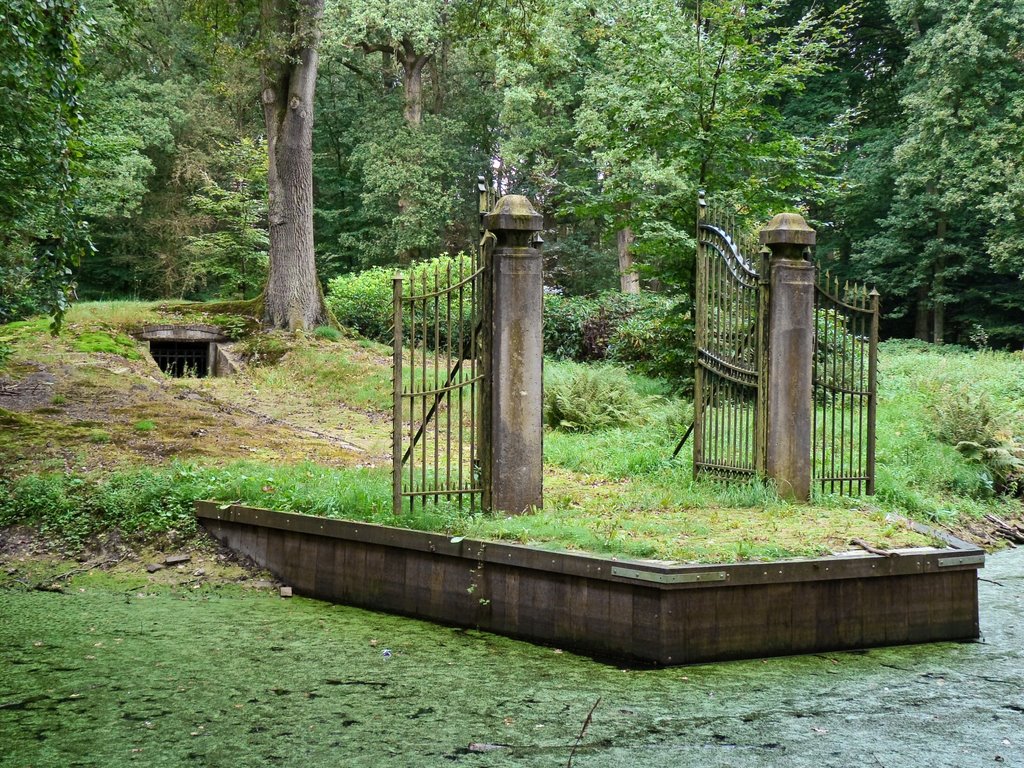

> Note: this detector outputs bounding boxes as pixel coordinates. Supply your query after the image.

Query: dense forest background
[3,0,1023,345]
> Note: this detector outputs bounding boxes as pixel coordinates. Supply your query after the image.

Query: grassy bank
[1,303,1022,563]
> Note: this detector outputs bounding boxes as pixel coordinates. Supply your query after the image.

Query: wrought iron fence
[813,275,878,495]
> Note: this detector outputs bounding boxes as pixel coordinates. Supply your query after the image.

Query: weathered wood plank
[313,537,335,599]
[832,578,863,646]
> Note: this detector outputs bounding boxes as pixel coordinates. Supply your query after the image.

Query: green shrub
[0,246,54,325]
[544,363,648,432]
[928,382,1024,494]
[542,294,599,361]
[608,295,694,385]
[0,340,11,369]
[931,385,999,446]
[956,438,1024,496]
[326,253,475,347]
[543,291,695,390]
[544,292,643,362]
[325,265,394,343]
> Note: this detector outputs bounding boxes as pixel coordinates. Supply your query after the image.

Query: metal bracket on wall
[936,554,985,568]
[610,567,729,584]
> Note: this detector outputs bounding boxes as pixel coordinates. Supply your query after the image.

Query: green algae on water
[2,557,1023,768]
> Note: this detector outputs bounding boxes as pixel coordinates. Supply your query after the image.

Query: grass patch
[0,460,936,562]
[63,300,167,329]
[134,420,156,432]
[313,325,343,342]
[0,462,391,548]
[226,339,392,412]
[545,428,677,478]
[0,316,50,344]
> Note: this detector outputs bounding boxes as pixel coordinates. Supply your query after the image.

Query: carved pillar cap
[483,195,543,233]
[759,213,816,248]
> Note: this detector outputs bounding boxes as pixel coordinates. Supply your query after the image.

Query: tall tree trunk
[397,39,430,265]
[617,227,639,294]
[914,284,930,341]
[400,39,428,127]
[933,218,946,345]
[260,0,329,331]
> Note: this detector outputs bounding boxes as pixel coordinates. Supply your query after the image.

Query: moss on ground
[69,331,142,359]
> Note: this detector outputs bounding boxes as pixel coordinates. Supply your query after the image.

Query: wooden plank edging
[195,501,982,664]
[194,501,984,591]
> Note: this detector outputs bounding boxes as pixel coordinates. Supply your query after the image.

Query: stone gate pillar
[759,213,816,502]
[481,195,544,515]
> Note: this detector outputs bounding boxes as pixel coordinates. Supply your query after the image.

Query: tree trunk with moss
[260,0,330,331]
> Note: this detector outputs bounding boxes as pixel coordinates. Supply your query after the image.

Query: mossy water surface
[2,550,1022,768]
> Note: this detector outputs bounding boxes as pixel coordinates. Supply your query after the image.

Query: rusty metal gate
[692,192,878,496]
[392,177,496,514]
[813,275,878,495]
[692,193,763,477]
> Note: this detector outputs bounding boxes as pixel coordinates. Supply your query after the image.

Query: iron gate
[813,275,878,495]
[693,193,763,477]
[391,177,496,514]
[692,192,878,496]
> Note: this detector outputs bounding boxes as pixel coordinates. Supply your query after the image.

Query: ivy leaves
[1,0,91,329]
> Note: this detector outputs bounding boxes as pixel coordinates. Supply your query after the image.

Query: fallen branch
[567,697,601,768]
[983,514,1024,544]
[850,538,894,557]
[33,583,65,593]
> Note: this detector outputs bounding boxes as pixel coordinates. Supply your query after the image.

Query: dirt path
[0,354,385,477]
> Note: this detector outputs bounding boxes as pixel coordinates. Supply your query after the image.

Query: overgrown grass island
[1,300,1023,564]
